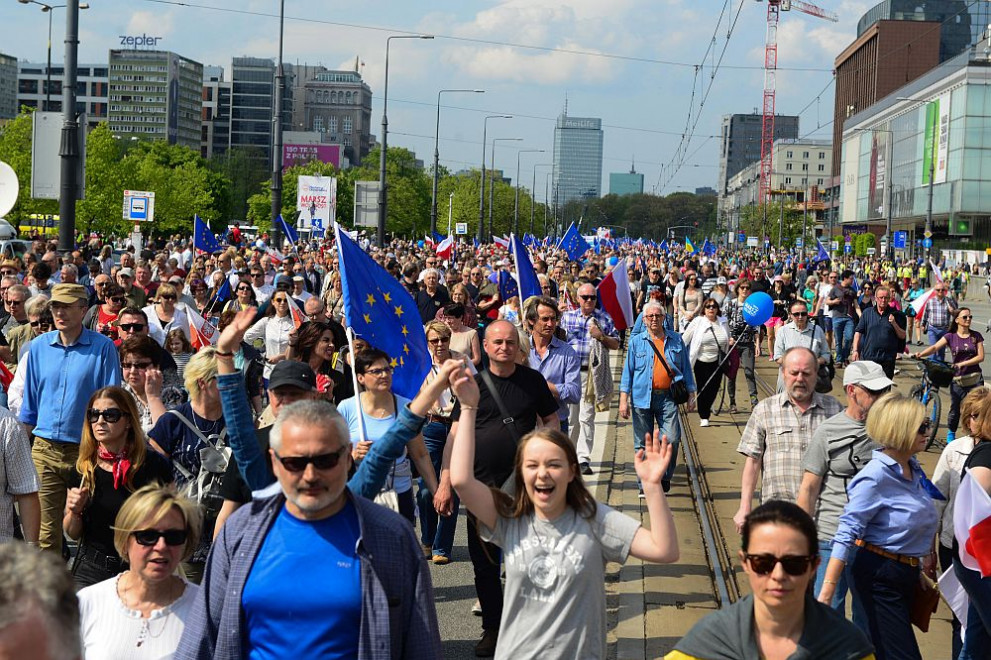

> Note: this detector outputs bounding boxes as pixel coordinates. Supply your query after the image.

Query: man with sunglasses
[19,283,121,556]
[1,284,30,340]
[772,301,830,371]
[920,281,958,362]
[796,360,892,623]
[851,284,906,379]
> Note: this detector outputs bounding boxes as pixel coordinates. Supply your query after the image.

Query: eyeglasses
[95,280,109,287]
[159,294,176,301]
[251,272,264,278]
[918,420,933,435]
[579,295,597,301]
[273,446,348,473]
[792,311,808,318]
[704,304,719,310]
[7,300,23,306]
[119,323,145,333]
[133,528,188,547]
[29,319,52,328]
[87,407,127,424]
[959,315,973,320]
[364,366,394,377]
[109,296,126,304]
[427,337,450,345]
[237,286,252,292]
[745,553,815,576]
[644,314,662,319]
[273,297,288,303]
[122,361,154,371]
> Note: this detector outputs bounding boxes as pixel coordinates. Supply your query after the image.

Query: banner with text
[296,175,337,235]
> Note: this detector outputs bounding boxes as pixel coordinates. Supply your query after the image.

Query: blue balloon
[417,240,425,248]
[608,256,618,267]
[742,292,774,326]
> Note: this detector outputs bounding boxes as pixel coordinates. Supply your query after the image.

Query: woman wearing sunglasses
[682,297,729,427]
[668,500,873,659]
[143,283,188,347]
[724,279,759,412]
[77,484,202,658]
[819,393,939,659]
[6,295,52,365]
[119,335,166,432]
[224,280,257,314]
[84,282,127,340]
[913,306,985,444]
[244,289,296,381]
[64,387,174,589]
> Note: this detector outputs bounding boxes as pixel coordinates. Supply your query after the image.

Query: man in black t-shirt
[444,319,558,656]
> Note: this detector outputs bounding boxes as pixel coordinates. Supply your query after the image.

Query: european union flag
[558,221,591,261]
[277,214,299,245]
[213,277,232,303]
[658,239,668,251]
[702,239,716,257]
[194,215,222,254]
[498,269,519,302]
[334,224,431,400]
[815,239,830,263]
[510,234,541,301]
[431,230,444,243]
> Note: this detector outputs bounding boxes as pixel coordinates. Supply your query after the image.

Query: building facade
[108,49,202,148]
[201,65,230,159]
[293,63,372,165]
[552,112,603,206]
[857,0,991,65]
[609,166,644,196]
[17,61,109,128]
[0,53,17,120]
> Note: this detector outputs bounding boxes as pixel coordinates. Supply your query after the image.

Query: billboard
[296,175,336,235]
[921,94,950,186]
[283,143,341,172]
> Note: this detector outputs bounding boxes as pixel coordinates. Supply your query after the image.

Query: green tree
[0,111,59,230]
[854,232,876,257]
[739,202,804,247]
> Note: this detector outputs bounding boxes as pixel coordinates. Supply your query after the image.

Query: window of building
[785,177,792,184]
[328,116,338,133]
[819,152,825,159]
[802,163,808,171]
[313,115,323,132]
[343,115,352,134]
[803,151,809,158]
[818,164,825,171]
[786,151,793,158]
[817,179,824,185]
[331,91,337,104]
[785,163,793,171]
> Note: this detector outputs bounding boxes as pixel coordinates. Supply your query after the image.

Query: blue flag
[498,269,519,302]
[702,239,716,257]
[334,225,431,400]
[213,277,232,303]
[193,215,222,254]
[510,234,542,301]
[658,239,668,251]
[431,230,444,243]
[277,214,299,245]
[558,222,591,261]
[815,239,830,263]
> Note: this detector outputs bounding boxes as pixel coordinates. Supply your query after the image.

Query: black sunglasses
[792,311,808,317]
[579,295,597,301]
[918,420,933,435]
[745,553,815,576]
[87,407,127,424]
[133,528,188,547]
[159,294,177,301]
[274,446,348,473]
[110,296,126,304]
[119,323,145,332]
[29,319,52,328]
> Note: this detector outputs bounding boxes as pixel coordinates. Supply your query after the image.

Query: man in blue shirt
[850,284,906,378]
[19,283,120,555]
[526,297,581,435]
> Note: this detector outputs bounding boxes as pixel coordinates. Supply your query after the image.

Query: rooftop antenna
[630,156,637,174]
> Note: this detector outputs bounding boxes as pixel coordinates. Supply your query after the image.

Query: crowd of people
[0,232,987,659]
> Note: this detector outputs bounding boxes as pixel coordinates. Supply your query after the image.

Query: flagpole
[335,221,367,445]
[447,192,453,236]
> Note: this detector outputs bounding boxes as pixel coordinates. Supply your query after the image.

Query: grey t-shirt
[801,411,880,541]
[480,504,640,660]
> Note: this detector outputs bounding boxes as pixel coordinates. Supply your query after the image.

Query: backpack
[164,409,230,518]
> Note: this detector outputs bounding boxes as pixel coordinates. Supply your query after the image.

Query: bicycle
[909,358,955,450]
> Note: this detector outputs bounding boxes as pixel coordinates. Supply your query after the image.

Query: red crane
[758,0,838,204]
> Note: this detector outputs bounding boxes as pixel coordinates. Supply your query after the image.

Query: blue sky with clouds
[2,0,871,195]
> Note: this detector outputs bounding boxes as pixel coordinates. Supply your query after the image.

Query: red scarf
[98,446,131,490]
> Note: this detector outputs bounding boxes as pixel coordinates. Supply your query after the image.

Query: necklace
[118,573,182,647]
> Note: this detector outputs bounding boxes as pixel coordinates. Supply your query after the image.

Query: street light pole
[57,0,79,255]
[477,115,511,242]
[269,0,286,248]
[378,34,433,247]
[430,88,483,237]
[18,1,90,112]
[513,149,543,236]
[489,137,521,240]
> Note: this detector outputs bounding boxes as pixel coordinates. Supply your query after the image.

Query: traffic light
[950,217,973,236]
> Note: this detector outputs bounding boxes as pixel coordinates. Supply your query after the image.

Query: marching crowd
[0,231,988,660]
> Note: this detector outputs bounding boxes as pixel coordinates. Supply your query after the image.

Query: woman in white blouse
[683,297,730,427]
[77,484,202,660]
[243,290,296,381]
[142,283,188,347]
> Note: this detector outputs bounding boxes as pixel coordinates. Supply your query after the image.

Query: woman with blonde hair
[143,282,188,346]
[819,392,939,659]
[77,484,202,657]
[65,387,173,588]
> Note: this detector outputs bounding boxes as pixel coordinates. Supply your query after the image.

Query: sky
[1,0,875,198]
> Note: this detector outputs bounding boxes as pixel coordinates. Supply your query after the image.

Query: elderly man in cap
[116,267,146,308]
[18,283,121,555]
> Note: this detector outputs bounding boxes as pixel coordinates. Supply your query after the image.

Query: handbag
[954,371,982,388]
[708,326,735,378]
[806,322,834,394]
[911,571,940,632]
[646,336,690,405]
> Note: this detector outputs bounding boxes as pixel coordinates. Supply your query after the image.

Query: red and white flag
[597,257,634,331]
[910,287,937,321]
[285,295,308,330]
[493,235,510,249]
[931,260,944,285]
[186,305,218,350]
[954,471,991,577]
[435,235,455,260]
[265,247,284,266]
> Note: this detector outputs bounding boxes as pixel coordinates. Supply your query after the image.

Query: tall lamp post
[513,149,544,236]
[430,88,483,237]
[378,34,433,247]
[853,127,895,261]
[531,163,551,235]
[18,1,90,112]
[897,96,938,262]
[477,114,512,242]
[488,137,522,241]
[269,0,287,248]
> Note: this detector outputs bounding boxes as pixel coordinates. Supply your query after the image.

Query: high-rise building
[108,49,203,148]
[229,57,293,161]
[201,65,230,159]
[552,111,603,206]
[857,0,991,64]
[292,61,373,165]
[0,53,17,120]
[17,61,109,128]
[609,162,644,196]
[717,112,799,222]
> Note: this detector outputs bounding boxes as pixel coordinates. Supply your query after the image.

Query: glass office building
[552,113,603,206]
[857,0,991,64]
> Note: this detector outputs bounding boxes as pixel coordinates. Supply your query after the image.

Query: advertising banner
[923,100,938,185]
[283,143,341,172]
[296,175,337,235]
[935,92,951,184]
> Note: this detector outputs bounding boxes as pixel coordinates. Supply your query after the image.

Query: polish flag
[265,247,284,266]
[285,295,308,330]
[186,305,218,350]
[931,260,944,285]
[954,471,991,577]
[597,257,635,331]
[493,235,510,249]
[909,287,937,321]
[436,235,455,260]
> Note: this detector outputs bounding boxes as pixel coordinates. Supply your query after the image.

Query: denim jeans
[417,421,459,558]
[833,315,854,363]
[851,549,922,659]
[955,556,991,659]
[949,378,984,433]
[729,342,758,404]
[928,327,948,361]
[631,390,680,486]
[814,541,867,632]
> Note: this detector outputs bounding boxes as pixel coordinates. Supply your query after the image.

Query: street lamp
[270,0,286,248]
[18,0,90,112]
[897,96,938,261]
[531,163,551,235]
[430,88,484,236]
[378,34,434,246]
[513,149,544,236]
[477,114,512,242]
[853,127,895,260]
[488,137,522,240]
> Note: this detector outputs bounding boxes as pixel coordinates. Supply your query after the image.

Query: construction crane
[758,0,838,205]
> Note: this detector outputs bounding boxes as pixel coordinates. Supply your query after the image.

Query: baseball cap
[118,267,134,278]
[50,283,89,305]
[843,361,894,391]
[268,360,317,391]
[717,276,727,285]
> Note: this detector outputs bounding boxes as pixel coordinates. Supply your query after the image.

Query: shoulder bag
[370,394,402,513]
[807,321,834,394]
[646,336,690,405]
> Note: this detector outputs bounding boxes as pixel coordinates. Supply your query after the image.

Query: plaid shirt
[561,308,618,367]
[737,392,843,503]
[0,408,38,541]
[922,295,957,330]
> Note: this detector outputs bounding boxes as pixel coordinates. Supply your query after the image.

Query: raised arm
[447,364,499,530]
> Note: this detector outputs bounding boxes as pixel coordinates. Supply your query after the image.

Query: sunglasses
[745,553,815,576]
[159,294,177,301]
[792,311,808,318]
[237,286,252,292]
[29,319,52,328]
[122,361,153,371]
[427,337,450,344]
[273,446,348,473]
[87,407,127,424]
[959,315,972,320]
[579,295,597,301]
[110,296,126,304]
[251,272,264,278]
[119,323,145,332]
[704,304,719,310]
[273,298,288,303]
[133,528,188,547]
[918,420,933,435]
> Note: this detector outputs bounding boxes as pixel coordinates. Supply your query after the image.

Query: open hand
[634,430,673,486]
[218,307,257,353]
[448,363,480,408]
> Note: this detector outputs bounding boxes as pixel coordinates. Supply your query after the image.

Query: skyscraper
[0,53,17,120]
[229,57,293,161]
[552,110,603,207]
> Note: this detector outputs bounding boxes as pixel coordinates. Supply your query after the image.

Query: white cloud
[125,11,175,37]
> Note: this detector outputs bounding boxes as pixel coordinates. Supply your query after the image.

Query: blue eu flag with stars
[558,221,591,261]
[334,225,430,400]
[194,215,222,254]
[498,269,519,302]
